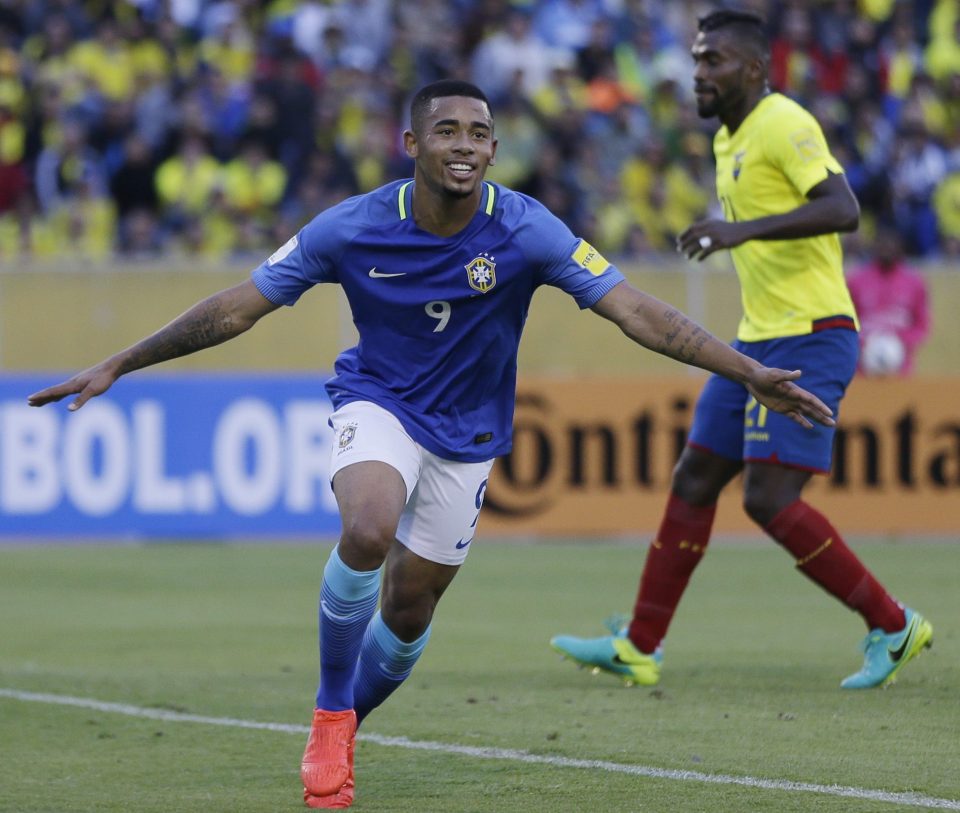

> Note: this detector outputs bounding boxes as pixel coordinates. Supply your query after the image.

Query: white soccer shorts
[328,401,494,566]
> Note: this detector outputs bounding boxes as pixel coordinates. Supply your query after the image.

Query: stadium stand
[0,0,956,263]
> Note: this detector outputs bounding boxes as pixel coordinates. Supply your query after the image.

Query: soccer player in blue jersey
[29,80,836,808]
[551,10,932,693]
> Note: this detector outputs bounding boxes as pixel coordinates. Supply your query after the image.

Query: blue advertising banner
[0,374,341,539]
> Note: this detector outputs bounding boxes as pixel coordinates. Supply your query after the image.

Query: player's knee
[380,596,433,643]
[742,488,780,528]
[339,515,396,567]
[671,460,723,506]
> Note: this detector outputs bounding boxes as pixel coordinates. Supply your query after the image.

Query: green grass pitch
[1,539,958,812]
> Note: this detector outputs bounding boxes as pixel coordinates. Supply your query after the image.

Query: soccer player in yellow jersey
[552,9,932,690]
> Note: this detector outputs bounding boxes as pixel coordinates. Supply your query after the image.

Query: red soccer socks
[628,494,717,653]
[766,500,905,632]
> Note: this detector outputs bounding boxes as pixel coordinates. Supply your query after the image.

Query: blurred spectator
[585,100,647,178]
[23,14,85,111]
[198,9,254,85]
[770,5,847,97]
[516,140,582,230]
[661,130,711,238]
[42,172,116,260]
[478,89,543,188]
[110,132,159,217]
[0,96,29,211]
[583,53,634,118]
[530,52,588,127]
[889,119,947,256]
[470,8,555,103]
[290,0,340,66]
[176,185,237,259]
[395,0,464,87]
[533,0,605,52]
[838,101,895,220]
[154,132,221,231]
[619,131,709,251]
[89,98,137,175]
[0,16,24,111]
[879,13,924,108]
[587,172,635,254]
[924,14,960,82]
[932,160,960,256]
[191,64,250,159]
[576,17,614,83]
[901,71,950,138]
[128,18,181,151]
[314,19,363,74]
[253,41,320,174]
[116,206,163,259]
[69,16,135,105]
[337,0,393,71]
[272,145,359,244]
[23,0,92,47]
[848,229,931,377]
[300,147,360,208]
[943,72,960,149]
[34,116,108,214]
[0,91,30,257]
[613,17,687,105]
[221,137,287,227]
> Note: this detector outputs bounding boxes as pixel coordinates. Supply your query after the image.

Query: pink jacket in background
[846,261,931,375]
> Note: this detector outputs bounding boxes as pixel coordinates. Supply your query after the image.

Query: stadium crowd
[0,0,957,264]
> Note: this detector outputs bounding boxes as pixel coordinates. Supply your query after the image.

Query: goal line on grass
[3,687,958,811]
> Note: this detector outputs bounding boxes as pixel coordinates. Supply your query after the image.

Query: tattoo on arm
[119,297,240,374]
[659,309,708,363]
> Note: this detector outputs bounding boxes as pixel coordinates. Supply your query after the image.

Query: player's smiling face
[405,96,497,199]
[691,30,753,120]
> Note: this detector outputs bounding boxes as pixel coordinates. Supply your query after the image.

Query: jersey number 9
[426,300,451,332]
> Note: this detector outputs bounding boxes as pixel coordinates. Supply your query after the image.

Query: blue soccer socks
[354,612,431,725]
[316,546,382,711]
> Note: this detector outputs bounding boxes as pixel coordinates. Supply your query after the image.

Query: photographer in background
[848,227,931,377]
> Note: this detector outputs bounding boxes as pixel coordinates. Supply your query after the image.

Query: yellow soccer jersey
[713,93,858,341]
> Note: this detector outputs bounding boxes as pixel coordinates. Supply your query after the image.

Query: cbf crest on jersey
[465,253,497,293]
[337,423,357,452]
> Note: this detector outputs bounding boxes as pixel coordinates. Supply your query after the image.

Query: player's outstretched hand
[745,367,835,429]
[27,360,121,411]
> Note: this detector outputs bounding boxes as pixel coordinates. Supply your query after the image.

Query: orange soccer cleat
[301,708,357,805]
[303,769,354,809]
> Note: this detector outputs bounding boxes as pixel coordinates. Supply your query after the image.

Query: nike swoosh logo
[889,616,917,661]
[455,538,472,549]
[368,267,406,278]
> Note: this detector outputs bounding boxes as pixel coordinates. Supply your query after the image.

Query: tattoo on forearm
[660,309,709,362]
[120,298,237,374]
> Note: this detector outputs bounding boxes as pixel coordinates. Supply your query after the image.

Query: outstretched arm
[591,282,835,429]
[28,279,280,411]
[677,171,859,260]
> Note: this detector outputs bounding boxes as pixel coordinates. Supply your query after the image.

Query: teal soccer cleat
[840,607,933,689]
[550,629,662,686]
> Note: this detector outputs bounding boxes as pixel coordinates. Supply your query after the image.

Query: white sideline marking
[3,688,959,810]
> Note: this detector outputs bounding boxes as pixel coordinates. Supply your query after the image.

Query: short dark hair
[410,80,492,134]
[698,8,769,59]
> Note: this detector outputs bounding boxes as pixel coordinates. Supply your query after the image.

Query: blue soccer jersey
[251,179,624,462]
